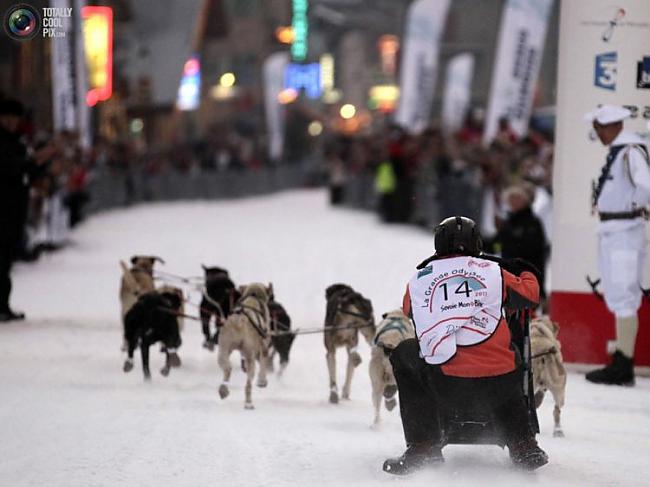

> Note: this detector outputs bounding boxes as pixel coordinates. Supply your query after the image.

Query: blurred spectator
[494,184,548,301]
[325,147,346,205]
[495,116,518,147]
[0,98,52,321]
[64,160,90,227]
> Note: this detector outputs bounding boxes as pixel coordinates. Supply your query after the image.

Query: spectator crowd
[323,109,554,306]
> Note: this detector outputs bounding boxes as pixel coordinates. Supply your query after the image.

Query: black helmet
[434,216,482,256]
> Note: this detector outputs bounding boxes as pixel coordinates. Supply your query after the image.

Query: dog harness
[373,317,409,346]
[408,256,504,365]
[232,295,269,338]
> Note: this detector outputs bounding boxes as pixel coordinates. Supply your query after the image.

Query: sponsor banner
[394,0,450,134]
[551,0,650,363]
[50,0,77,132]
[441,53,475,134]
[263,52,290,162]
[483,0,554,143]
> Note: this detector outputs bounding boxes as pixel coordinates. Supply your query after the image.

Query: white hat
[583,104,631,125]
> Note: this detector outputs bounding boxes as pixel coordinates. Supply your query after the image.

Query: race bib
[408,256,503,364]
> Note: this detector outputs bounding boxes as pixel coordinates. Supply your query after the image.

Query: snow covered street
[2,189,650,486]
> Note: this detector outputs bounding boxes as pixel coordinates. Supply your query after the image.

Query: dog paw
[160,366,170,377]
[144,373,152,382]
[350,352,362,367]
[122,360,134,373]
[329,391,339,404]
[244,402,255,410]
[257,379,268,388]
[385,397,397,411]
[341,391,351,400]
[383,384,398,399]
[218,384,230,399]
[553,429,565,438]
[202,340,214,351]
[168,353,181,368]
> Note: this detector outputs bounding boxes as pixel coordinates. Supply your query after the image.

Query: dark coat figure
[268,299,295,372]
[122,291,183,381]
[200,266,237,350]
[495,206,548,297]
[0,101,34,321]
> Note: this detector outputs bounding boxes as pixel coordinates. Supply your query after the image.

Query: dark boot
[508,436,548,471]
[585,350,634,386]
[383,443,444,475]
[0,309,25,322]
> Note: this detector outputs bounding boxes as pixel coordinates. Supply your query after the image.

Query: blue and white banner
[483,0,554,143]
[441,53,475,134]
[395,0,451,134]
[50,0,76,132]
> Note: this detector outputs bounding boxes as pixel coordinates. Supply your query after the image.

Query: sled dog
[530,316,567,437]
[369,309,415,426]
[324,284,375,404]
[218,283,271,409]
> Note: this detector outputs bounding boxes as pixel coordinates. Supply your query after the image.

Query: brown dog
[324,284,376,404]
[369,309,415,427]
[530,316,567,437]
[119,255,164,349]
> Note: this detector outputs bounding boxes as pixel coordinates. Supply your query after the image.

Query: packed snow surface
[2,189,650,486]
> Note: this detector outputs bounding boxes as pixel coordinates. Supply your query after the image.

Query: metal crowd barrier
[340,169,483,228]
[85,164,311,214]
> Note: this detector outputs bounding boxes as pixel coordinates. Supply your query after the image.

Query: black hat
[0,98,25,116]
[434,216,483,257]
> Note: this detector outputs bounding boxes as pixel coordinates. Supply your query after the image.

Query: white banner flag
[441,53,475,134]
[263,52,290,162]
[395,0,451,134]
[483,0,554,143]
[74,0,91,148]
[50,0,77,132]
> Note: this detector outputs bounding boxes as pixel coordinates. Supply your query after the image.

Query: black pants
[0,242,14,313]
[390,339,532,446]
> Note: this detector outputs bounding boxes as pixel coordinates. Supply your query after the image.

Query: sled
[441,310,539,447]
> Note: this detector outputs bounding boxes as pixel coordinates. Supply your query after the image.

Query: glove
[503,258,542,282]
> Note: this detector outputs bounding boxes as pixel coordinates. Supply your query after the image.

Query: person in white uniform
[584,105,650,386]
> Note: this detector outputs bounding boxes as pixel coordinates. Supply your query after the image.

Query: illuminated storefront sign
[285,62,321,98]
[320,53,334,92]
[291,0,308,61]
[378,35,399,76]
[176,56,201,111]
[369,84,400,112]
[81,6,113,107]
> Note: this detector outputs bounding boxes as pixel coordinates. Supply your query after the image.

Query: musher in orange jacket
[383,216,548,475]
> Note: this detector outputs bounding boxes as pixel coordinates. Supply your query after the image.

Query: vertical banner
[50,0,76,132]
[441,53,475,134]
[483,0,554,143]
[263,52,290,162]
[551,0,650,364]
[74,0,91,148]
[394,0,450,134]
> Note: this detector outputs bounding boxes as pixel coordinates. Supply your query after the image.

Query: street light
[340,103,356,119]
[220,72,236,87]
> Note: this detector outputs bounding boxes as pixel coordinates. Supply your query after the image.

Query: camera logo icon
[4,4,41,40]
